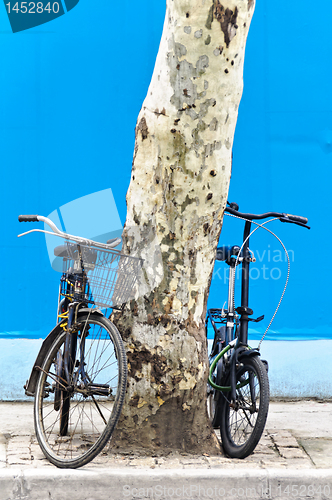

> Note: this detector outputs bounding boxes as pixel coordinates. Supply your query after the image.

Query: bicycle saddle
[216,245,241,261]
[54,244,73,258]
[54,244,97,265]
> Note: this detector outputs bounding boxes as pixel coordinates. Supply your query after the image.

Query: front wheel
[219,355,269,458]
[34,313,127,469]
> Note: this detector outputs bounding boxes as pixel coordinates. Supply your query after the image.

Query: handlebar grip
[284,213,308,224]
[18,215,39,222]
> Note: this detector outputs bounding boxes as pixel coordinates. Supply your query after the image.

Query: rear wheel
[34,313,127,468]
[207,388,221,428]
[207,357,224,428]
[219,355,269,458]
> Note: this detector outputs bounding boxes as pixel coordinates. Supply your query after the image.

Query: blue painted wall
[0,1,329,340]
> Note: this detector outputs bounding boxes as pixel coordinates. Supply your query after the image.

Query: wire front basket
[60,242,143,309]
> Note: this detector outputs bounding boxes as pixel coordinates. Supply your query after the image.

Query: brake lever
[280,217,311,229]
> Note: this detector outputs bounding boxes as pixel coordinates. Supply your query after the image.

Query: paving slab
[0,401,331,499]
[299,438,332,468]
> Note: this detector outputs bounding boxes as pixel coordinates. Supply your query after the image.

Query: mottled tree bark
[113,0,255,454]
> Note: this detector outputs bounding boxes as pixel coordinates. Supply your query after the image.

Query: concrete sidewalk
[0,400,332,499]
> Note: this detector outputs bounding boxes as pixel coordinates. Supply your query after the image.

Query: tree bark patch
[206,1,238,48]
[127,347,170,384]
[137,117,149,140]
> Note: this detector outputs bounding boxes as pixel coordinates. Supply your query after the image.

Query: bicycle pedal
[87,383,111,396]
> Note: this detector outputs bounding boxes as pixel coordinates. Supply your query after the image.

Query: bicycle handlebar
[225,206,282,220]
[225,205,310,229]
[18,215,122,249]
[18,215,39,223]
[282,213,308,224]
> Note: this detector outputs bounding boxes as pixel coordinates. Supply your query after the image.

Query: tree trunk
[113,0,255,455]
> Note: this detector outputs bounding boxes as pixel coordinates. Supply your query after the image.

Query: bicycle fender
[78,308,104,317]
[24,309,103,397]
[24,321,65,397]
[238,348,261,361]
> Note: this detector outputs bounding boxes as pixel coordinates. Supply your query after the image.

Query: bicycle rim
[220,356,269,458]
[34,315,127,468]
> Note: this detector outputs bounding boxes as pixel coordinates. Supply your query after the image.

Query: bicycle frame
[60,244,84,389]
[211,219,254,347]
[57,242,106,395]
[208,219,262,404]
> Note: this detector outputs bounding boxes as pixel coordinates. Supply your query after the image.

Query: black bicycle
[18,215,142,468]
[206,202,309,458]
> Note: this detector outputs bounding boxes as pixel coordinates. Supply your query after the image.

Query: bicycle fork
[63,303,78,388]
[63,303,90,389]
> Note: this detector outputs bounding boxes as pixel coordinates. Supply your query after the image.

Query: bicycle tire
[219,355,269,458]
[207,388,221,428]
[34,313,127,468]
[207,358,223,428]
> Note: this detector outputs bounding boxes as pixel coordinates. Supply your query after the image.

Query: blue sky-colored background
[0,1,329,340]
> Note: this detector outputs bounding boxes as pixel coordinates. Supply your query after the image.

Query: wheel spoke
[91,395,108,425]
